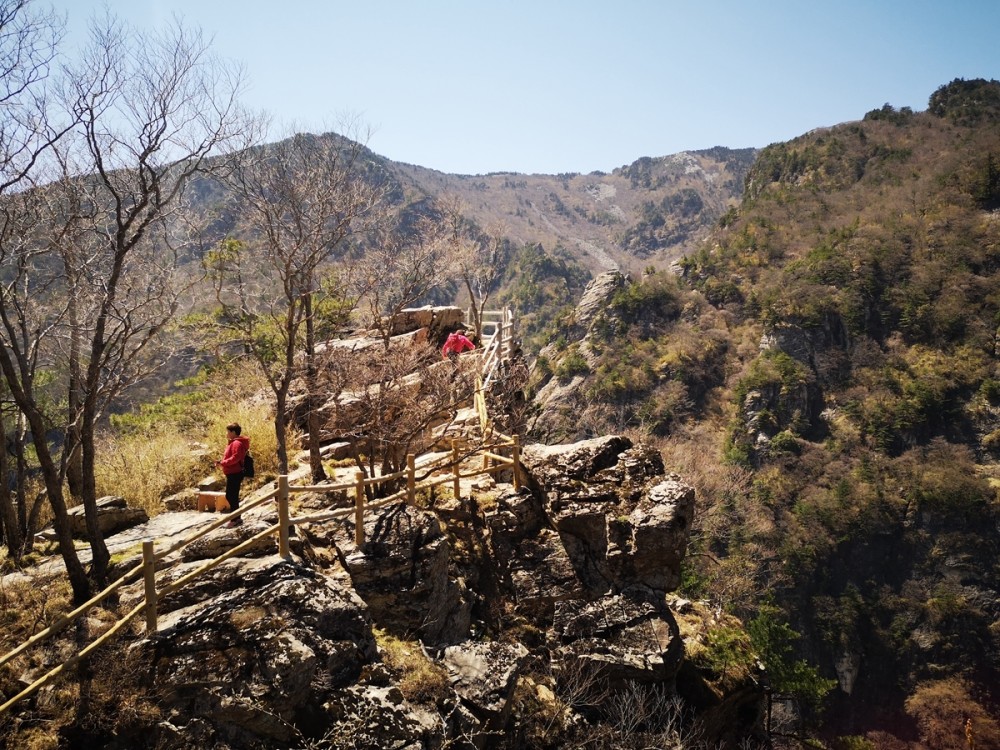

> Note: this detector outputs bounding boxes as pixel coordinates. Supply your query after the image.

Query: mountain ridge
[384,146,756,276]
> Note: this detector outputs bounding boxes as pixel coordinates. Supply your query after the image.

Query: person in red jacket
[442,327,475,361]
[216,422,250,528]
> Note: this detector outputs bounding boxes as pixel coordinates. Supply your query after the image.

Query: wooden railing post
[354,470,365,548]
[452,440,461,501]
[142,540,157,634]
[407,454,416,506]
[512,435,522,491]
[475,378,489,435]
[278,475,290,559]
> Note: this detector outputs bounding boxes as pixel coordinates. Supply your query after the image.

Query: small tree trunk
[275,391,290,475]
[66,293,84,498]
[24,490,44,557]
[304,292,327,483]
[80,411,110,586]
[15,408,27,540]
[24,410,90,603]
[0,405,23,561]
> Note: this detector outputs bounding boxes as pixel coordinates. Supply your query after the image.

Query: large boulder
[608,477,695,592]
[66,495,148,539]
[120,555,377,749]
[386,304,464,338]
[325,501,472,646]
[519,436,694,595]
[551,588,684,691]
[485,486,546,543]
[441,640,530,743]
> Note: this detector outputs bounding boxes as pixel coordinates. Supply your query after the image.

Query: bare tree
[0,8,253,600]
[208,127,386,479]
[439,197,507,341]
[0,0,68,193]
[320,341,468,482]
[0,0,80,583]
[356,207,452,344]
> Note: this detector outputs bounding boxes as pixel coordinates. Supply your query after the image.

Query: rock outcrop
[66,495,148,539]
[117,556,379,749]
[519,435,695,595]
[530,271,630,442]
[325,502,473,647]
[48,433,762,750]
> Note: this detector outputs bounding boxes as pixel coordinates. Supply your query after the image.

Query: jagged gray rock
[66,495,148,538]
[120,555,377,749]
[609,477,695,592]
[552,587,684,690]
[442,640,529,731]
[519,435,694,595]
[316,684,444,750]
[318,501,473,646]
[504,527,584,622]
[531,271,630,441]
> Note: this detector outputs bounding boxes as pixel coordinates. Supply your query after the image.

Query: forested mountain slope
[533,78,1000,745]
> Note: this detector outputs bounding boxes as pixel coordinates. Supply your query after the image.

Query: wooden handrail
[0,306,523,718]
[0,599,148,716]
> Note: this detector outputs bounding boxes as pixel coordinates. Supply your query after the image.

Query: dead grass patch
[373,627,450,706]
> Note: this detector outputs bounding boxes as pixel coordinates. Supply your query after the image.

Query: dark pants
[225,472,244,512]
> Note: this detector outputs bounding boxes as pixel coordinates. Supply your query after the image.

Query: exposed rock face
[552,587,684,690]
[531,271,630,441]
[611,477,696,591]
[314,684,443,749]
[314,502,473,646]
[518,435,695,596]
[747,319,846,447]
[503,527,585,621]
[385,304,464,338]
[572,270,629,335]
[66,495,148,538]
[442,640,529,731]
[52,433,763,749]
[122,556,378,749]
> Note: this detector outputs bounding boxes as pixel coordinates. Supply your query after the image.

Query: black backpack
[243,451,255,478]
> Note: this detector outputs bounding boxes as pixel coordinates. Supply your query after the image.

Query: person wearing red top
[441,327,475,361]
[216,422,250,528]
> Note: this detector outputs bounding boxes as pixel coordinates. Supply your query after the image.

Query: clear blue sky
[54,0,1000,176]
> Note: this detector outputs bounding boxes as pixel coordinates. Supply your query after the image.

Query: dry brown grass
[0,573,73,655]
[904,677,1000,750]
[373,627,450,706]
[94,366,297,515]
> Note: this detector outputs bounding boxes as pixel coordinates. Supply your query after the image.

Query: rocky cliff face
[75,435,763,749]
[530,270,631,441]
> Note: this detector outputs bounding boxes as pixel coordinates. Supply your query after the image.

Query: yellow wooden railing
[0,437,521,716]
[0,308,521,719]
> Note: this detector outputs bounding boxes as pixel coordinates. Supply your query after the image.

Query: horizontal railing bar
[289,479,357,494]
[0,304,520,719]
[482,452,515,464]
[0,559,145,671]
[158,523,281,599]
[155,489,278,562]
[0,599,148,717]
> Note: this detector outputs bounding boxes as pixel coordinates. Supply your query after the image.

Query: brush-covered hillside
[533,78,1000,745]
